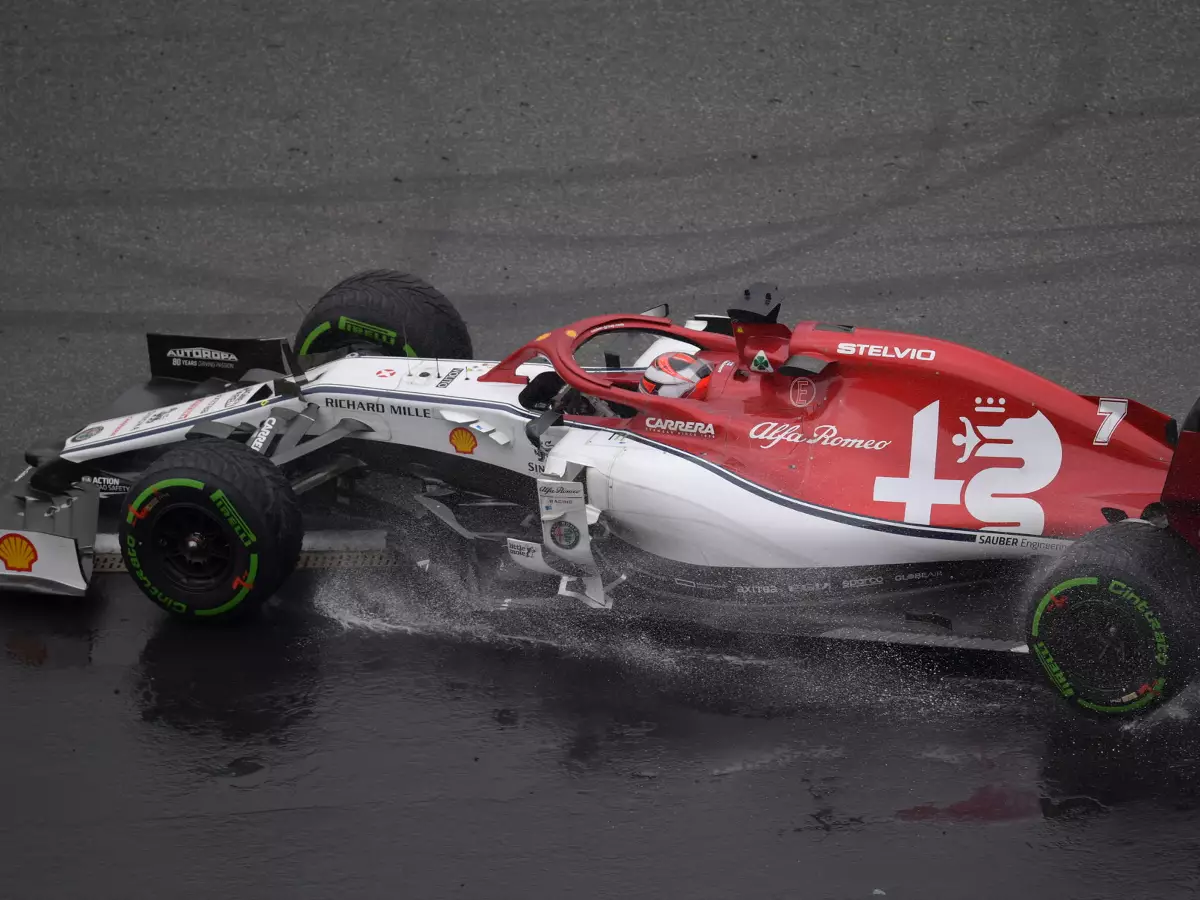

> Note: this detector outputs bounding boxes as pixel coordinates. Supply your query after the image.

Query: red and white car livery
[2,303,1179,598]
[3,271,1198,718]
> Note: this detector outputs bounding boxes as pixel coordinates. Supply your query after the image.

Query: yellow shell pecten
[0,533,38,572]
[448,427,478,455]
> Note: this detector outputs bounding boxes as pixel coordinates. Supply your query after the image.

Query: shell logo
[0,533,38,572]
[448,427,478,455]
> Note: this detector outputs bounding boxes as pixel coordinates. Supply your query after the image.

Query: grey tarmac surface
[2,0,1200,897]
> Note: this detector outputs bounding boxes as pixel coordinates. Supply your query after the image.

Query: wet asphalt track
[3,1,1200,897]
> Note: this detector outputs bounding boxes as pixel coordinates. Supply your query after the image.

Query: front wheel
[1024,521,1200,717]
[118,440,304,622]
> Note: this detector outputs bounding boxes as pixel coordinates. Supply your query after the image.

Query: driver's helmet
[638,351,713,400]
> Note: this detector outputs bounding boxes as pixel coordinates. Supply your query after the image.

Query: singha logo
[874,398,1063,533]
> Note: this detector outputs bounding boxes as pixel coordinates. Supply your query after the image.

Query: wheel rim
[1034,578,1167,708]
[151,503,236,591]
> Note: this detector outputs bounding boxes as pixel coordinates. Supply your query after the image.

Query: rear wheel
[118,440,303,622]
[295,269,473,362]
[1025,521,1200,717]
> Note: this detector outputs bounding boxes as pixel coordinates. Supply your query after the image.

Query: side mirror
[639,302,670,318]
[525,406,564,450]
[778,354,830,376]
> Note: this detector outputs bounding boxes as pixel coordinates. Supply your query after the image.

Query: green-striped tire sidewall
[1030,573,1172,716]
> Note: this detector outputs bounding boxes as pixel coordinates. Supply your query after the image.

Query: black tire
[294,269,473,361]
[118,440,303,622]
[1024,521,1200,717]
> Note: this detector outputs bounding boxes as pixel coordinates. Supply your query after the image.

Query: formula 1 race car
[3,268,1200,718]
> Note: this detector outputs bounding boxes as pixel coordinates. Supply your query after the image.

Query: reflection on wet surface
[4,562,1200,897]
[135,614,325,743]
